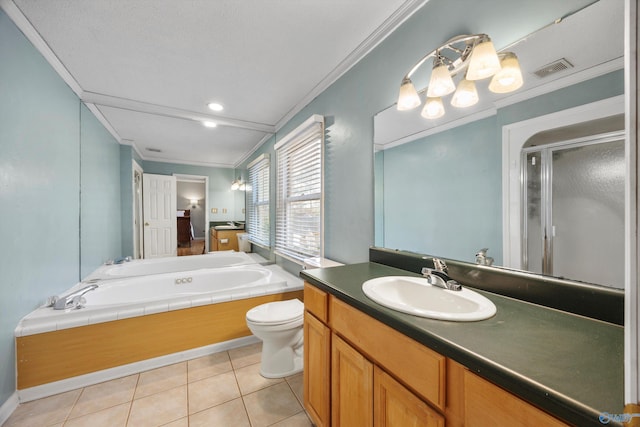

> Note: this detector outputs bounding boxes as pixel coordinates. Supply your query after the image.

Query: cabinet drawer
[464,370,569,427]
[304,282,329,323]
[330,296,446,411]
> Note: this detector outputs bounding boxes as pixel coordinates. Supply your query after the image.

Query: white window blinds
[275,115,324,262]
[246,154,270,247]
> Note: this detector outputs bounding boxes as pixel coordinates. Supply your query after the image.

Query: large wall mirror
[374,0,624,289]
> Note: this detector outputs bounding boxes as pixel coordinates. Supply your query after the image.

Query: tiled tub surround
[301,258,624,427]
[85,251,259,280]
[15,264,303,395]
[5,342,313,427]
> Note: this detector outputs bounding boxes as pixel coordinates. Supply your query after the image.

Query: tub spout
[48,284,98,310]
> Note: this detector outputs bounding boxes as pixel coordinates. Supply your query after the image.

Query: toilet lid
[246,299,304,325]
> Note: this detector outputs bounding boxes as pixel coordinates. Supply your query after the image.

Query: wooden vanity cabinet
[209,227,242,252]
[303,281,570,427]
[303,282,444,427]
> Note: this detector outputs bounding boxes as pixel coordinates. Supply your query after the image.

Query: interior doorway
[174,174,209,253]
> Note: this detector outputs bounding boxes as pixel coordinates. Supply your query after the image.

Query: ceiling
[4,0,425,167]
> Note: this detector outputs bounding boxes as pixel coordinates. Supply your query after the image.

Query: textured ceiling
[9,0,422,167]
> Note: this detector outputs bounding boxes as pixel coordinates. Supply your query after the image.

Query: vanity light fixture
[397,34,523,119]
[231,177,246,191]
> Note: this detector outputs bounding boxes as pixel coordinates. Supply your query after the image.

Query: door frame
[502,95,625,270]
[174,174,209,252]
[132,160,144,259]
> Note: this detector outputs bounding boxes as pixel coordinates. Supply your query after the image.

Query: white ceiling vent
[533,58,574,78]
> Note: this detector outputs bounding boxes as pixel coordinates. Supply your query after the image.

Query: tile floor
[4,342,312,427]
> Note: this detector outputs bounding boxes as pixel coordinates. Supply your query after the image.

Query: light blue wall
[80,104,122,278]
[240,0,596,265]
[0,9,122,408]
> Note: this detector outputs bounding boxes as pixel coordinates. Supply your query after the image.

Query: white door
[143,173,177,258]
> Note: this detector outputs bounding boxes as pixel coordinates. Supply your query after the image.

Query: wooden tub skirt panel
[17,290,303,389]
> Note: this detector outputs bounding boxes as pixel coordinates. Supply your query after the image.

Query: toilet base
[257,331,304,378]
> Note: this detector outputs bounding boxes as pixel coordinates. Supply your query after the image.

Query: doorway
[174,174,209,253]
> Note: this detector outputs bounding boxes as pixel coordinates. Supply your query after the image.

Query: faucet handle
[476,248,489,257]
[433,258,448,273]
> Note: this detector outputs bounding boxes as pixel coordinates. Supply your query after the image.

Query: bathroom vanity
[300,260,624,427]
[210,225,244,252]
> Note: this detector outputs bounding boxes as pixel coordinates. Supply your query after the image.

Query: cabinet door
[374,366,444,427]
[303,311,331,427]
[332,334,374,427]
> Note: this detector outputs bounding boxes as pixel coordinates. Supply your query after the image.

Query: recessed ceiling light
[203,121,217,128]
[207,102,224,112]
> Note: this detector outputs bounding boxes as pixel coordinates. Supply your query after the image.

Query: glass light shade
[231,181,239,190]
[451,79,479,108]
[466,39,501,80]
[421,97,445,119]
[489,53,524,93]
[397,78,421,111]
[426,64,456,97]
[203,121,217,128]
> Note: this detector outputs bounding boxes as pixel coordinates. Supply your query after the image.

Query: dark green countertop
[300,262,624,427]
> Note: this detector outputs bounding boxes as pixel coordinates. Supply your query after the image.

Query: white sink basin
[362,276,496,321]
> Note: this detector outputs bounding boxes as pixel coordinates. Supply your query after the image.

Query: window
[275,115,324,261]
[247,154,270,247]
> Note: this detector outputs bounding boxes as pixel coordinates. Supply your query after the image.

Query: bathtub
[15,263,304,391]
[86,250,258,280]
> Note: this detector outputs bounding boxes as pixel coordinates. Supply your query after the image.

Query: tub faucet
[47,284,98,310]
[475,248,494,266]
[421,258,462,291]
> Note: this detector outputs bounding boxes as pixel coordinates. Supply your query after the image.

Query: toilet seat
[246,299,303,326]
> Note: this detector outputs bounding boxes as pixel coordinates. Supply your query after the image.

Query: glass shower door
[523,134,624,288]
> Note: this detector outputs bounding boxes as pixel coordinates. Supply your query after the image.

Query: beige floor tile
[243,382,302,427]
[234,362,283,395]
[3,389,81,427]
[285,373,303,405]
[269,411,314,427]
[188,370,240,414]
[187,351,232,382]
[127,385,187,427]
[188,398,250,427]
[68,375,138,419]
[134,362,187,399]
[159,417,188,427]
[63,403,130,427]
[228,342,262,369]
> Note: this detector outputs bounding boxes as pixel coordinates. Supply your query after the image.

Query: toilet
[246,298,304,378]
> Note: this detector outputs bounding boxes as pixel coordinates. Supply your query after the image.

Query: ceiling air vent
[533,58,574,78]
[145,147,162,153]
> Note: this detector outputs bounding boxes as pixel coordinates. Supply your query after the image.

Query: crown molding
[0,0,83,97]
[274,0,430,131]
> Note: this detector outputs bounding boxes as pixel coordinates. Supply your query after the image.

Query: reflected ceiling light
[396,34,523,119]
[203,120,217,128]
[207,102,224,111]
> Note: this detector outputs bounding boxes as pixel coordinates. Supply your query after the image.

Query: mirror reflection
[374,0,624,289]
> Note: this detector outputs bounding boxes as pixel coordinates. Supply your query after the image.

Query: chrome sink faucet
[421,258,462,291]
[47,284,98,310]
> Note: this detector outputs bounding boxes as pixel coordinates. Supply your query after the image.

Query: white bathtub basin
[362,276,496,321]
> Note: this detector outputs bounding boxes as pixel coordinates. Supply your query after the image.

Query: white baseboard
[0,392,19,426]
[17,335,259,403]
